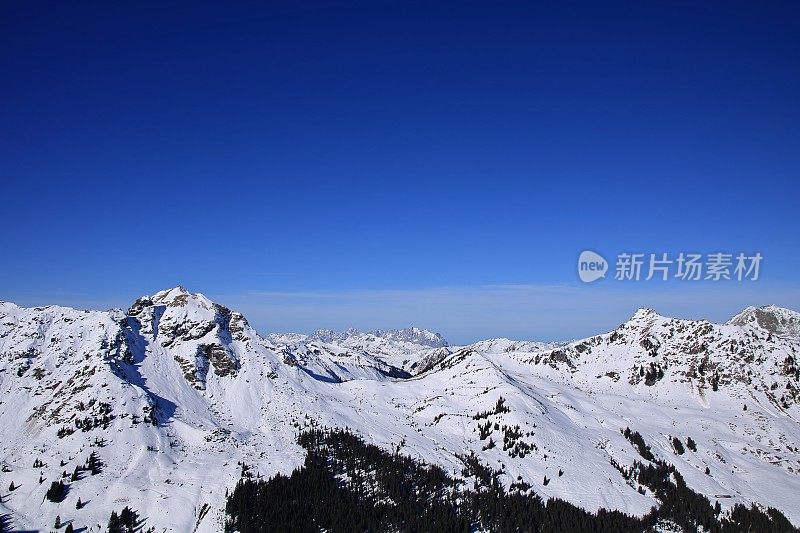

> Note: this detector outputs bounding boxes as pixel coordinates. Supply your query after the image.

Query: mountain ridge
[0,287,798,531]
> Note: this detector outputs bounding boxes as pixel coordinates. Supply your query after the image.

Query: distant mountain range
[0,286,798,531]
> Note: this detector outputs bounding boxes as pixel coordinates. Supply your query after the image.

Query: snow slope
[0,288,798,531]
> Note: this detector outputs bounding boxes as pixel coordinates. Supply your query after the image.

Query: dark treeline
[228,429,467,532]
[226,428,797,533]
[626,458,795,533]
[622,427,655,462]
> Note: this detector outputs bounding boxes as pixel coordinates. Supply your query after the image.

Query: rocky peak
[309,326,447,348]
[123,287,246,389]
[728,305,800,339]
[627,307,661,323]
[370,327,448,348]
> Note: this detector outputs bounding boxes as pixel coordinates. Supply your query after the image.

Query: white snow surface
[1,289,799,531]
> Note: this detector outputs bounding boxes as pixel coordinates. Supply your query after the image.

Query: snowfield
[0,287,798,531]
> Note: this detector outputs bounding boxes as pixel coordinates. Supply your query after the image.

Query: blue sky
[1,1,799,342]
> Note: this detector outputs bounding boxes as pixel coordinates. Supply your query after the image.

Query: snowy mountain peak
[128,287,228,329]
[727,304,800,338]
[155,284,188,297]
[123,287,246,389]
[150,285,214,308]
[628,307,661,322]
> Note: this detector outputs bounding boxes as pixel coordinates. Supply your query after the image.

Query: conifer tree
[87,451,103,475]
[672,436,685,454]
[108,511,120,532]
[45,480,67,502]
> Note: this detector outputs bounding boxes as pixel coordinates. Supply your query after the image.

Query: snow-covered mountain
[728,304,800,340]
[0,288,798,531]
[267,326,447,373]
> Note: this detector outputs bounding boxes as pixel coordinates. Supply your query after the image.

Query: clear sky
[2,1,799,342]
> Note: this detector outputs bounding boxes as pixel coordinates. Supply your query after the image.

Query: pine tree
[76,497,83,509]
[54,515,62,528]
[672,436,685,454]
[87,451,103,475]
[65,524,74,533]
[108,506,138,532]
[45,480,67,502]
[108,511,120,532]
[120,506,137,529]
[8,481,15,491]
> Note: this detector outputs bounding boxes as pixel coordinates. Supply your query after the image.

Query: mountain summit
[728,304,800,339]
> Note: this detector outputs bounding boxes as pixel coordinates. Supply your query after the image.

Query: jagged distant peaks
[371,326,448,347]
[310,326,447,348]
